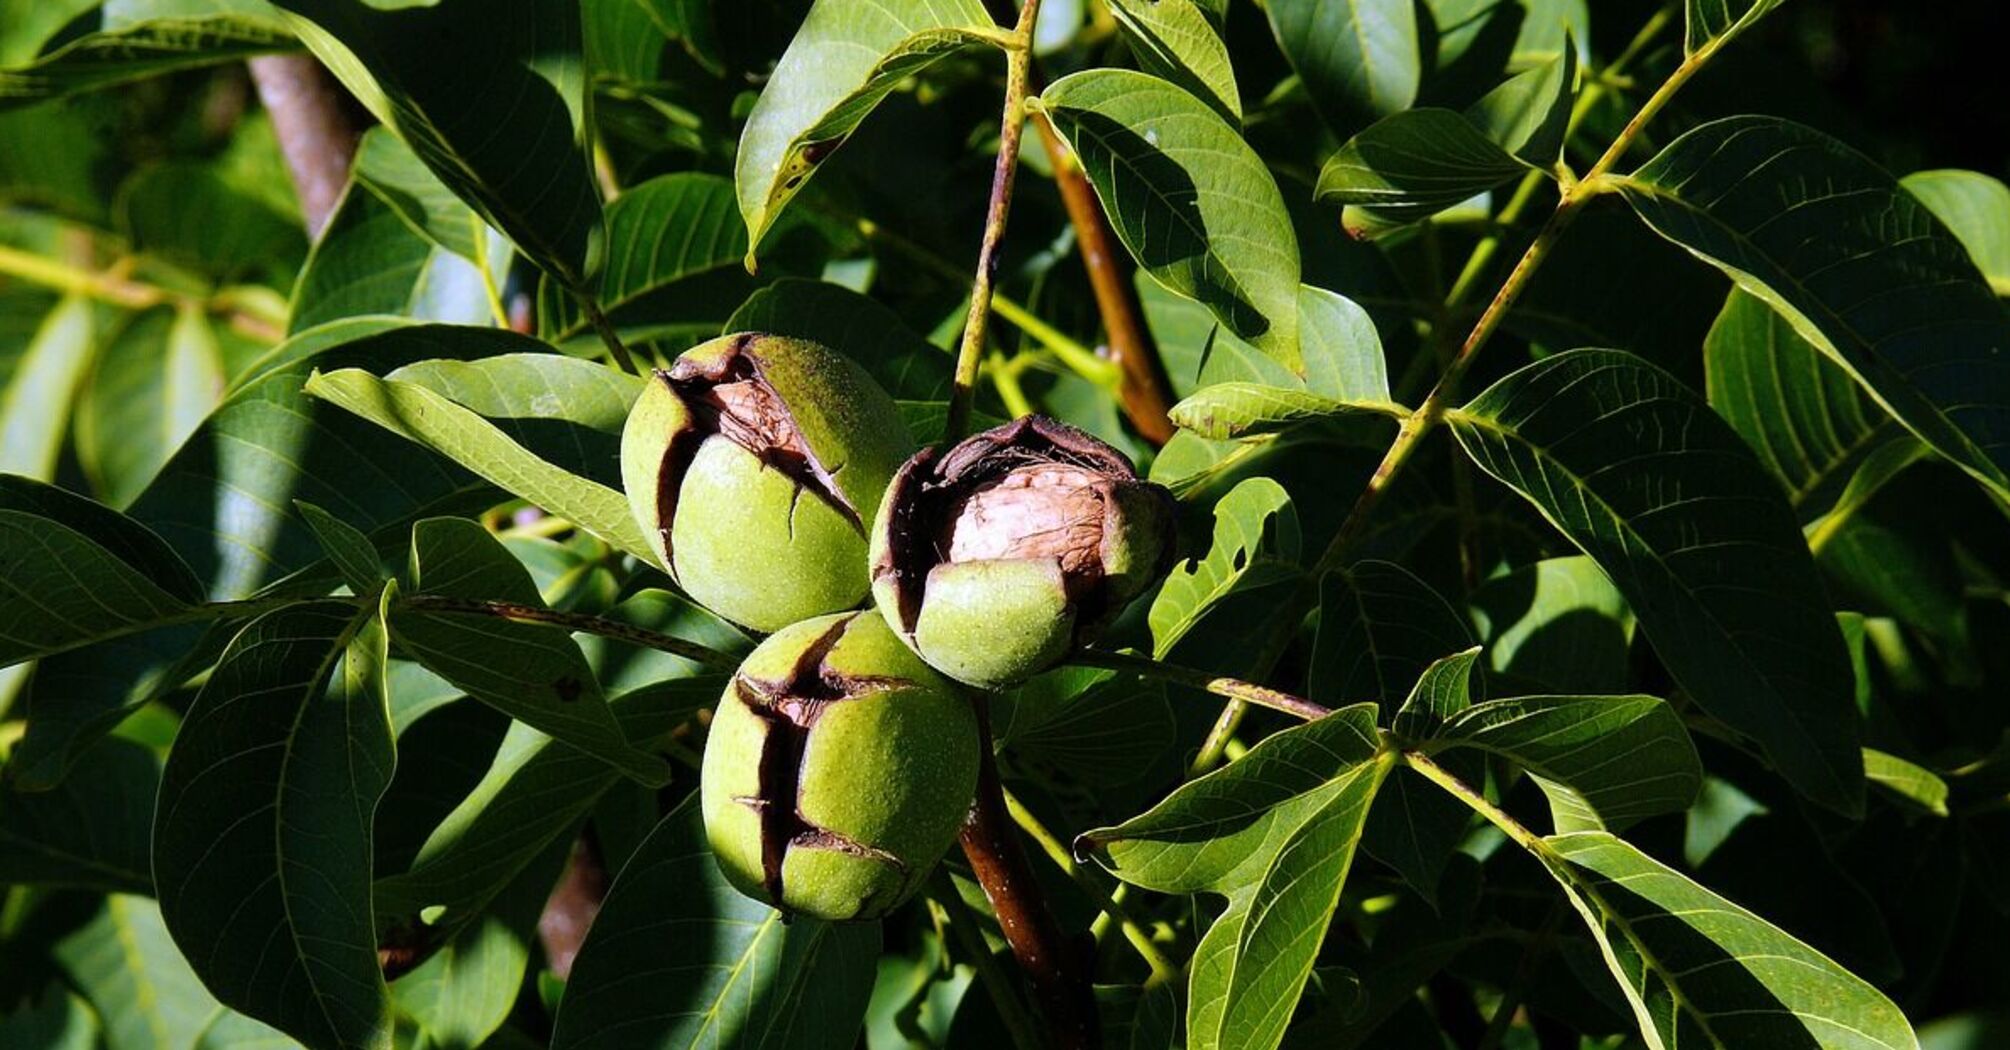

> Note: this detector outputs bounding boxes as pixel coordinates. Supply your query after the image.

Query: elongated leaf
[1463,36,1576,166]
[1310,559,1473,712]
[153,602,395,1050]
[0,2,294,109]
[272,0,603,287]
[1541,831,1917,1049]
[551,797,881,1049]
[76,304,228,507]
[0,735,157,891]
[296,501,389,597]
[1902,169,2010,291]
[1266,0,1420,132]
[348,128,487,263]
[1042,68,1303,371]
[1108,0,1241,122]
[1390,647,1481,740]
[1315,108,1526,228]
[127,319,485,600]
[542,172,755,344]
[306,353,651,561]
[0,475,203,668]
[997,667,1176,790]
[385,519,665,785]
[1863,748,1949,817]
[1685,0,1789,55]
[9,620,227,789]
[727,279,952,401]
[1449,348,1864,815]
[1433,695,1701,832]
[120,162,307,289]
[1149,478,1303,673]
[55,894,221,1050]
[391,851,550,1050]
[1703,289,1896,520]
[1084,706,1389,1050]
[1170,382,1405,440]
[734,0,994,258]
[1614,116,2010,502]
[288,175,490,334]
[0,988,98,1050]
[1175,284,1398,439]
[0,294,95,480]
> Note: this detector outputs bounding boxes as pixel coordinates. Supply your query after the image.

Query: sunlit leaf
[1042,68,1303,372]
[1265,0,1420,133]
[0,1,293,109]
[1149,478,1303,674]
[1901,169,2010,292]
[0,294,95,481]
[55,894,221,1050]
[1684,0,1789,55]
[1108,0,1241,122]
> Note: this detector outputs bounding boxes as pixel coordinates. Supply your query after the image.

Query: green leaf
[0,1,294,110]
[1170,383,1405,441]
[288,171,492,335]
[734,0,995,259]
[192,1009,303,1050]
[391,850,550,1050]
[1108,0,1241,122]
[1265,0,1420,133]
[1310,559,1474,712]
[1685,0,1789,55]
[1084,706,1390,1050]
[1315,108,1526,228]
[1614,116,2010,502]
[995,666,1176,790]
[126,319,484,600]
[1468,555,1635,694]
[0,474,204,668]
[1539,830,1917,1049]
[1042,68,1303,372]
[1703,289,1897,521]
[0,987,98,1050]
[272,0,604,287]
[152,601,396,1050]
[9,620,226,790]
[1449,348,1865,815]
[1148,477,1303,672]
[1463,33,1576,166]
[1433,695,1702,832]
[1863,748,1948,818]
[551,796,883,1050]
[540,172,753,344]
[384,518,666,785]
[348,128,488,263]
[296,500,388,596]
[120,162,308,289]
[1172,285,1399,438]
[55,894,221,1050]
[1901,169,2010,292]
[0,735,157,891]
[76,304,228,507]
[727,279,953,401]
[1390,647,1481,740]
[0,294,96,481]
[305,350,652,562]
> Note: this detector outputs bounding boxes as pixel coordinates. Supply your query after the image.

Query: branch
[946,0,1045,441]
[960,695,1099,1049]
[247,54,363,238]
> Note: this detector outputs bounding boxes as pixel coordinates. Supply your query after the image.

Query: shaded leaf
[288,170,492,334]
[1468,555,1635,694]
[9,620,225,790]
[1042,68,1302,371]
[296,500,389,597]
[120,162,307,289]
[55,894,221,1050]
[152,602,395,1050]
[996,666,1176,789]
[0,475,203,668]
[1149,478,1303,674]
[1540,830,1917,1050]
[385,518,666,785]
[728,278,952,402]
[272,0,604,287]
[1108,0,1241,122]
[1315,108,1526,228]
[0,735,157,892]
[0,1,293,110]
[1390,647,1481,740]
[1310,559,1473,713]
[1901,169,2010,292]
[1266,0,1420,133]
[541,172,755,345]
[551,796,882,1050]
[1614,116,2010,502]
[1432,695,1702,832]
[1685,0,1788,55]
[1463,33,1576,166]
[734,0,995,258]
[1448,348,1864,815]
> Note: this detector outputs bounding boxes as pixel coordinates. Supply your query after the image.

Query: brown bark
[247,54,363,239]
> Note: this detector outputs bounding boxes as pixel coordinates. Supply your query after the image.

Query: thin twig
[397,594,738,671]
[1001,785,1183,985]
[946,0,1045,442]
[579,295,641,375]
[1074,649,1333,722]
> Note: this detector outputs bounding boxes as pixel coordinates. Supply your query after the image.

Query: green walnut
[702,610,978,921]
[621,333,913,632]
[870,416,1178,689]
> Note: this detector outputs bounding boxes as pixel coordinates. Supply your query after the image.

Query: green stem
[1074,649,1333,722]
[1402,748,1546,854]
[946,0,1045,441]
[1002,786,1183,985]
